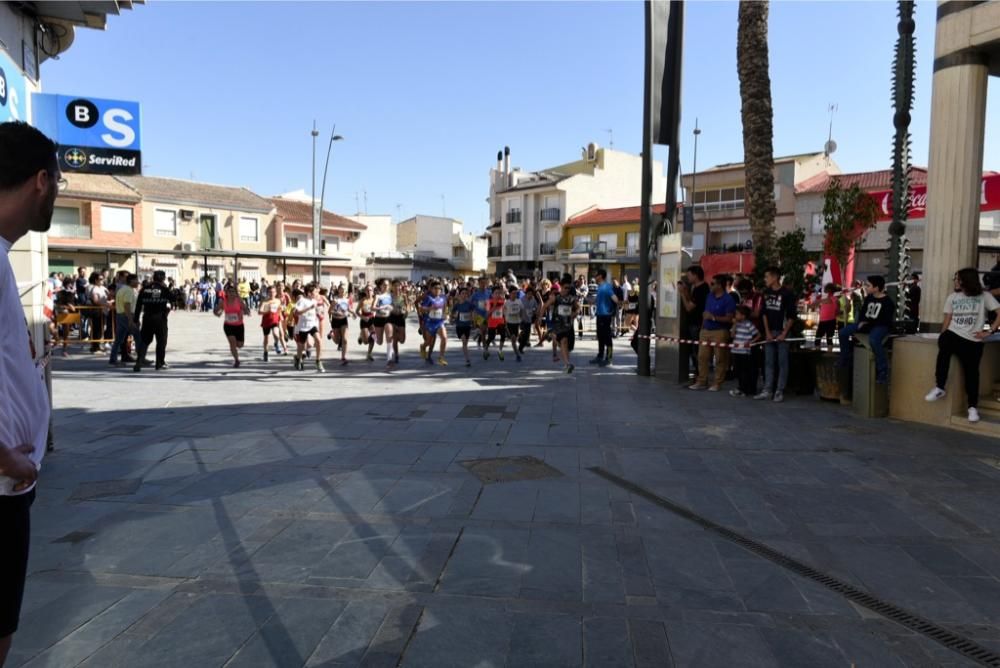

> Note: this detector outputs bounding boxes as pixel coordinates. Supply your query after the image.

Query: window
[239,216,258,242]
[573,234,591,251]
[626,232,639,252]
[100,205,133,233]
[811,213,825,235]
[286,236,300,249]
[154,209,177,237]
[598,233,617,251]
[322,236,340,252]
[692,187,745,212]
[50,206,88,238]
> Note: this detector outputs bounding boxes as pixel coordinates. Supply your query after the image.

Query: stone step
[950,406,1000,437]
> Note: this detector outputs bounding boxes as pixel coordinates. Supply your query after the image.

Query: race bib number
[478,300,487,310]
[459,312,472,322]
[225,312,240,323]
[492,309,503,320]
[377,305,391,316]
[557,304,572,317]
[429,308,444,319]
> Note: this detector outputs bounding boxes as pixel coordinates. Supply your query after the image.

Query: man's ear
[34,169,50,194]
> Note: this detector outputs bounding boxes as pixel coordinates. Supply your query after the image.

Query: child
[838,275,895,384]
[815,283,839,349]
[484,285,507,361]
[503,285,526,362]
[730,305,761,397]
[451,287,475,367]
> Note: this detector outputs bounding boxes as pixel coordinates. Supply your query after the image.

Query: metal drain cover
[461,456,562,484]
[457,404,519,420]
[70,478,143,501]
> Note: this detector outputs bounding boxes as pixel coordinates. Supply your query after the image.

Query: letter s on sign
[101,108,135,148]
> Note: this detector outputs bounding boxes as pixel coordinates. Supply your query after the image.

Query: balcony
[504,243,522,256]
[505,211,522,224]
[540,207,561,222]
[539,242,558,256]
[488,246,502,258]
[49,223,91,239]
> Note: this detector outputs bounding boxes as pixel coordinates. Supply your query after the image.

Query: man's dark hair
[764,266,782,278]
[686,266,704,281]
[596,268,607,280]
[735,305,752,318]
[152,270,166,282]
[867,275,885,291]
[0,122,58,190]
[126,273,138,283]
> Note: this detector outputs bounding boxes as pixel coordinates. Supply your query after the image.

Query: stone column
[923,59,988,328]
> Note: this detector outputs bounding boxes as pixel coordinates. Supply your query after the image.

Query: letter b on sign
[67,99,99,128]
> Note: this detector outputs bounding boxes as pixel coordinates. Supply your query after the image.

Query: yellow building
[557,204,665,282]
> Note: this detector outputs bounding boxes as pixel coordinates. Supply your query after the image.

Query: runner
[258,285,285,361]
[471,277,492,348]
[419,281,449,366]
[328,284,354,366]
[521,283,540,355]
[356,284,376,361]
[484,285,507,361]
[503,284,527,362]
[272,282,290,354]
[215,283,251,367]
[316,286,330,342]
[451,286,475,367]
[373,279,395,369]
[546,276,580,373]
[293,284,324,372]
[388,279,409,367]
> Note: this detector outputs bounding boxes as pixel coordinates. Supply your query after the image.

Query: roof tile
[116,175,274,212]
[566,203,667,227]
[795,168,928,194]
[269,198,367,231]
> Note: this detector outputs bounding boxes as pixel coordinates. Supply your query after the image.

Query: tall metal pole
[311,121,320,282]
[637,1,655,377]
[691,119,700,221]
[318,126,343,285]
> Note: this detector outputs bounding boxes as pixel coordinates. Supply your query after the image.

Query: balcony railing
[49,224,91,239]
[504,243,522,256]
[539,242,558,256]
[505,211,522,224]
[488,246,502,258]
[540,208,561,222]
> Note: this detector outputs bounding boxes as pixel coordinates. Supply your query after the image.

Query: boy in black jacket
[838,275,894,383]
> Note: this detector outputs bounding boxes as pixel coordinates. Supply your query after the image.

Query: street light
[691,119,702,246]
[313,124,345,282]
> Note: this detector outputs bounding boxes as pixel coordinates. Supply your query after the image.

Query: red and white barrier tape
[800,278,915,307]
[635,334,807,348]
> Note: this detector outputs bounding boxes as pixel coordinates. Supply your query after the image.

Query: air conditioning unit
[179,209,195,221]
[181,242,197,252]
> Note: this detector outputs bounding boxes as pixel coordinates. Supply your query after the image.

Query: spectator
[730,305,762,397]
[756,267,797,403]
[689,273,736,391]
[906,272,921,323]
[678,265,709,377]
[925,267,1000,423]
[838,275,895,384]
[814,283,839,349]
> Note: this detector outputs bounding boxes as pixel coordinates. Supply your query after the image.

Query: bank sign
[0,49,27,124]
[32,93,142,175]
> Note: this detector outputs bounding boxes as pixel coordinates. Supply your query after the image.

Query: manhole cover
[52,530,95,545]
[461,456,562,484]
[70,478,143,501]
[457,404,519,420]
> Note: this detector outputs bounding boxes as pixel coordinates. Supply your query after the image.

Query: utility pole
[311,121,319,281]
[692,119,701,241]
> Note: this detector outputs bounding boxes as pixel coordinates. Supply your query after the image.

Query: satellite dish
[824,140,838,156]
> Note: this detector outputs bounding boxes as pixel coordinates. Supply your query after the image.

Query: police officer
[133,270,173,371]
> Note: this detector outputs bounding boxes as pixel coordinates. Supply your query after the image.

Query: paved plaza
[9,311,1000,667]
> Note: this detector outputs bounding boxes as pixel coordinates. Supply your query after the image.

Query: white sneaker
[773,391,785,403]
[729,389,744,398]
[753,391,772,401]
[969,407,980,423]
[924,388,946,402]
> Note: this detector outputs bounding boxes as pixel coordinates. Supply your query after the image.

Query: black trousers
[596,315,613,358]
[733,353,757,395]
[935,330,985,408]
[0,489,34,638]
[137,314,169,367]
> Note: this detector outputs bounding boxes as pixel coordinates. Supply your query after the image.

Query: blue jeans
[839,324,890,381]
[109,313,132,363]
[762,341,789,393]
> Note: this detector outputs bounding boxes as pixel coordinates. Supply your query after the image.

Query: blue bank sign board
[0,49,28,124]
[33,93,142,175]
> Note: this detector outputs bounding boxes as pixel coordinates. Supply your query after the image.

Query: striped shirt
[731,320,759,354]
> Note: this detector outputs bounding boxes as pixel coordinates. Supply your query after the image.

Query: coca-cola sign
[871,173,1000,221]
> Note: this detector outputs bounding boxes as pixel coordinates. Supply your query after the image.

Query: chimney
[503,146,511,187]
[496,150,503,175]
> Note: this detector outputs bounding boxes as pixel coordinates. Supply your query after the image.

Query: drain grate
[462,456,562,484]
[588,466,1000,668]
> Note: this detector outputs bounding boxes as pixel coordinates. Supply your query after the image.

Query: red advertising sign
[871,173,1000,221]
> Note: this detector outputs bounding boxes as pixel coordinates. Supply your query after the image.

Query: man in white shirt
[0,121,59,664]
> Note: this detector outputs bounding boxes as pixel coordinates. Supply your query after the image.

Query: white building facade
[487,144,667,278]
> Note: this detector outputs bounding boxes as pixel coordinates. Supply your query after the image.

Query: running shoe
[438,357,448,367]
[234,360,240,368]
[156,363,170,371]
[516,355,522,362]
[366,353,375,361]
[483,351,489,360]
[293,356,301,370]
[925,387,946,402]
[264,350,269,362]
[341,359,348,366]
[565,364,575,374]
[465,360,471,367]
[316,361,326,373]
[426,357,434,366]
[498,351,504,361]
[588,357,602,365]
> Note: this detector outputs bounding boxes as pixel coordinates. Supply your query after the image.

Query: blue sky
[41,1,1000,234]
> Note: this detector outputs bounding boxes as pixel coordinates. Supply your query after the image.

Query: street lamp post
[312,124,344,283]
[691,119,701,244]
[311,121,320,281]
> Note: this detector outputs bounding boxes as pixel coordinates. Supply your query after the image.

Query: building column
[923,57,988,328]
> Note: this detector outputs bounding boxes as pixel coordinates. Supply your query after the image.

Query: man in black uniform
[133,270,173,372]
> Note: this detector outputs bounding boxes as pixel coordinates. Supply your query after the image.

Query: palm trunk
[737,0,777,273]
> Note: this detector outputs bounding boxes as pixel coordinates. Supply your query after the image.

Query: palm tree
[737,0,777,272]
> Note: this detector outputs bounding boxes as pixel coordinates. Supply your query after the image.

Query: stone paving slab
[9,311,1000,667]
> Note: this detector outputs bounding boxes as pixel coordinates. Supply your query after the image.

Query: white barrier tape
[635,334,807,348]
[800,278,915,307]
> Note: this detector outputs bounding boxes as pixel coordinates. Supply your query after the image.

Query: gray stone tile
[507,613,582,667]
[665,623,777,667]
[400,606,511,668]
[583,617,633,668]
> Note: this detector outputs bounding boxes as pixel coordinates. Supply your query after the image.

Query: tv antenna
[395,203,402,223]
[824,103,838,157]
[603,128,614,149]
[363,189,368,214]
